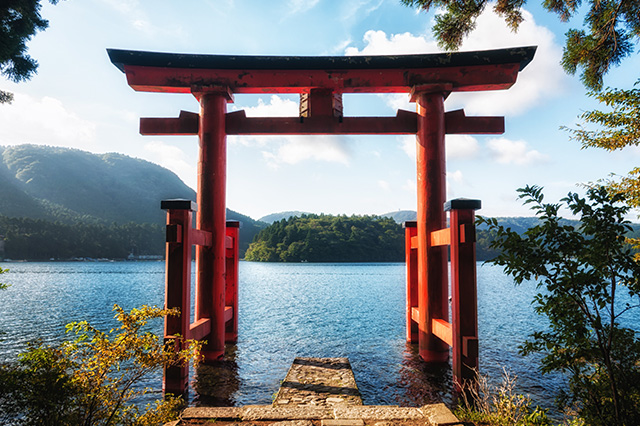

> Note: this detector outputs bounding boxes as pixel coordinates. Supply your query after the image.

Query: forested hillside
[245,213,640,263]
[0,217,163,261]
[0,145,265,259]
[245,214,404,262]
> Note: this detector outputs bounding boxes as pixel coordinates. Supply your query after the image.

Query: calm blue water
[0,261,588,409]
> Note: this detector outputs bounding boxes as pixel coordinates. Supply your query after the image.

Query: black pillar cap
[226,220,241,228]
[403,220,417,228]
[161,199,198,211]
[444,198,482,211]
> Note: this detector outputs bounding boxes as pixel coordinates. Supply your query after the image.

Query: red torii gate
[108,46,535,395]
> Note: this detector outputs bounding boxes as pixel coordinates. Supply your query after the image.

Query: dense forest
[0,215,164,261]
[245,214,640,263]
[245,214,405,262]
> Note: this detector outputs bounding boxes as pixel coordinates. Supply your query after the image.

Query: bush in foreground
[0,305,201,425]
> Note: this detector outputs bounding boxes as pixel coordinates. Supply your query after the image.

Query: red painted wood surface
[225,221,240,343]
[122,63,522,94]
[404,221,418,343]
[141,109,504,136]
[449,206,480,386]
[196,91,228,362]
[163,207,193,396]
[415,90,449,363]
[225,110,418,135]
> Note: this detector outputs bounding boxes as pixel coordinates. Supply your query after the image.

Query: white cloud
[340,0,386,23]
[378,93,414,113]
[243,95,299,117]
[400,136,416,160]
[144,141,195,187]
[378,180,391,191]
[447,169,464,184]
[99,0,139,15]
[347,5,567,117]
[403,178,417,193]
[487,137,548,165]
[399,134,480,160]
[283,0,320,17]
[345,30,438,55]
[0,93,96,149]
[446,6,567,115]
[262,136,352,168]
[447,135,480,159]
[98,0,162,36]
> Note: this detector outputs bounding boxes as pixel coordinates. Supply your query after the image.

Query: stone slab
[421,403,462,425]
[321,420,365,426]
[242,405,334,421]
[333,406,426,420]
[274,357,363,407]
[181,406,243,419]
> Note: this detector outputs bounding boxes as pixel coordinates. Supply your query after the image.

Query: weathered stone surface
[274,357,363,407]
[181,406,243,419]
[321,420,365,426]
[420,403,461,425]
[333,406,425,420]
[242,405,333,421]
[269,421,314,426]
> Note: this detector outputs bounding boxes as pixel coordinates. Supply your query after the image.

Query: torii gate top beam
[107,47,536,95]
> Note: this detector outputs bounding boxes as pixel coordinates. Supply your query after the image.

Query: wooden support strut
[415,89,449,363]
[447,198,481,387]
[404,198,481,388]
[196,90,229,362]
[161,200,240,396]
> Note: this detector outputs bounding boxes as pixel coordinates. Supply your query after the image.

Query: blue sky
[1,0,639,220]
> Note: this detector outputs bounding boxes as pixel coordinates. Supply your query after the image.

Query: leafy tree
[1,0,62,103]
[564,81,640,214]
[401,0,640,90]
[0,267,7,290]
[0,305,202,425]
[478,185,640,426]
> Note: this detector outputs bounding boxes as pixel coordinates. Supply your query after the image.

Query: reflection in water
[397,343,454,407]
[192,345,240,406]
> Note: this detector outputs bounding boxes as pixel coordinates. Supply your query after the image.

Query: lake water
[0,261,570,409]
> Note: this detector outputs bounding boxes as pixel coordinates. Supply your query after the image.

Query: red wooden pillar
[225,221,240,343]
[196,89,232,361]
[447,199,481,385]
[404,221,418,343]
[415,89,449,362]
[161,199,196,396]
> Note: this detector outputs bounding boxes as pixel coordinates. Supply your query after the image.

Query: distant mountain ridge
[0,145,265,253]
[258,211,311,224]
[0,145,194,225]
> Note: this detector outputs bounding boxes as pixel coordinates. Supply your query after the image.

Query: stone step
[274,357,363,407]
[178,403,462,425]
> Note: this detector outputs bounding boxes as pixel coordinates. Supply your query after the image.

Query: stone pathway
[169,403,463,425]
[166,357,464,426]
[274,357,363,407]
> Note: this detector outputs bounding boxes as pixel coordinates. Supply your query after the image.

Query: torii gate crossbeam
[108,46,535,396]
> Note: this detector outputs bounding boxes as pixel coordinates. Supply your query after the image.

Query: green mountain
[0,145,265,257]
[0,144,197,224]
[258,211,311,224]
[245,214,404,262]
[381,210,417,224]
